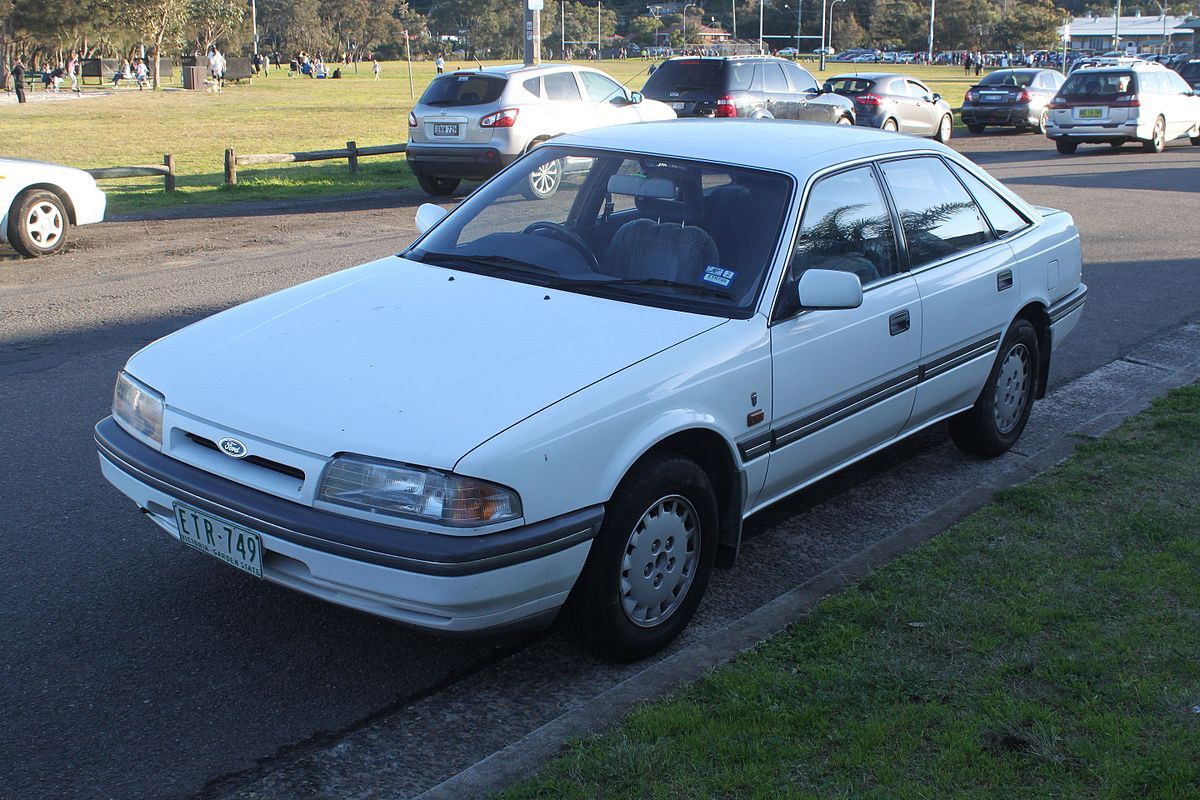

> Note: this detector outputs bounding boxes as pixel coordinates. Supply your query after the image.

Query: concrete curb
[415,341,1200,800]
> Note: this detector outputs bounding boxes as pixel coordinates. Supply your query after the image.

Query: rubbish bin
[182,66,206,90]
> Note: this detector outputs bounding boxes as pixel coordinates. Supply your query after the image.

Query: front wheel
[8,188,68,257]
[949,318,1040,457]
[416,173,461,197]
[934,114,953,143]
[1055,139,1078,154]
[1143,116,1166,153]
[836,114,853,126]
[882,118,899,132]
[564,453,718,661]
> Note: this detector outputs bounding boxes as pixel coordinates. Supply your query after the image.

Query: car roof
[552,119,948,180]
[453,63,580,77]
[829,72,899,80]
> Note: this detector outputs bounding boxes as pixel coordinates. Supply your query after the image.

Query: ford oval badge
[669,91,679,97]
[218,437,249,458]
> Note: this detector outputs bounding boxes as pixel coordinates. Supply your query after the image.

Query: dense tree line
[3,0,1196,89]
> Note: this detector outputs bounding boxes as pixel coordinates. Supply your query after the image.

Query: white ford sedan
[1,157,106,257]
[96,121,1085,660]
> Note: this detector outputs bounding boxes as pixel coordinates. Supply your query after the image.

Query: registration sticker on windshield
[702,266,736,287]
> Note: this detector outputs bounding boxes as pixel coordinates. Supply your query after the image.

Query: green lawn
[499,383,1200,800]
[7,61,985,214]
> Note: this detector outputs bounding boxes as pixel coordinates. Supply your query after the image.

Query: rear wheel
[949,318,1039,457]
[1055,139,1078,154]
[934,114,953,143]
[1143,116,1166,153]
[8,189,68,258]
[1036,109,1049,135]
[564,453,718,661]
[416,173,460,197]
[967,123,986,134]
[522,157,562,200]
[836,114,853,125]
[882,118,899,132]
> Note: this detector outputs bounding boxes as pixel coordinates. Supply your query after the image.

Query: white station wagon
[97,121,1085,660]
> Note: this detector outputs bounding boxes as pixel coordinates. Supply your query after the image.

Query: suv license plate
[432,123,460,136]
[173,502,264,578]
[1078,108,1103,119]
[670,101,686,110]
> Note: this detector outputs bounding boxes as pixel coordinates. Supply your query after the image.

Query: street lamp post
[784,3,802,52]
[819,0,827,69]
[759,0,765,54]
[732,0,737,41]
[828,0,846,54]
[684,3,697,48]
[927,0,936,63]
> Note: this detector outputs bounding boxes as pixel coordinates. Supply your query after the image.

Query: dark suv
[642,56,855,125]
[1179,59,1200,90]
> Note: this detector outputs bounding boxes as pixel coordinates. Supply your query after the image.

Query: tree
[116,0,190,89]
[626,15,660,47]
[993,0,1064,51]
[830,11,868,50]
[871,0,928,50]
[189,0,244,54]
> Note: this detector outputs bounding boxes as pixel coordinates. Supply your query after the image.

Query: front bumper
[74,183,107,226]
[95,417,601,633]
[405,144,521,180]
[960,104,1038,127]
[1048,284,1087,349]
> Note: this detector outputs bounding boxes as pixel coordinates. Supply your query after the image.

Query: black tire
[1142,116,1165,153]
[967,123,986,134]
[1055,139,1078,154]
[1190,134,1200,146]
[7,188,68,258]
[522,157,562,200]
[949,318,1040,457]
[882,118,899,132]
[934,114,953,144]
[416,173,460,197]
[563,453,718,661]
[836,114,853,126]
[1109,141,1124,149]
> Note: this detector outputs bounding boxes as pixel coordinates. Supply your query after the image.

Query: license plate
[432,123,459,136]
[1078,108,1103,119]
[981,92,1006,103]
[173,502,263,578]
[670,101,686,110]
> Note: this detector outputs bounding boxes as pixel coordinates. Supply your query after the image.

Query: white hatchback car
[1,158,106,257]
[97,121,1085,660]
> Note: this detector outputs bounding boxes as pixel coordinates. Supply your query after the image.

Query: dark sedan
[961,68,1066,134]
[825,73,954,142]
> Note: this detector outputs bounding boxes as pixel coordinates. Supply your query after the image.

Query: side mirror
[797,268,863,310]
[932,93,942,102]
[415,203,449,234]
[629,90,644,104]
[821,82,833,94]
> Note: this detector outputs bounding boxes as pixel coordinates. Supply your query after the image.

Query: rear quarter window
[420,74,507,106]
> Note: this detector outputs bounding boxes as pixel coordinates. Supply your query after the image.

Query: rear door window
[544,71,583,102]
[420,73,507,106]
[783,63,818,93]
[879,157,992,268]
[759,62,789,94]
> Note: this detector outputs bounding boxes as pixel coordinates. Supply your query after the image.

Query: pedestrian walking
[207,46,226,89]
[372,58,381,80]
[134,58,148,90]
[11,54,27,103]
[67,53,80,93]
[435,55,445,74]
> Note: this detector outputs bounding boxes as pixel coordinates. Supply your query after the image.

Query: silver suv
[407,63,676,197]
[1046,60,1200,154]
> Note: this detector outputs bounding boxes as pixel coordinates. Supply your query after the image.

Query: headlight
[112,371,164,450]
[318,455,522,527]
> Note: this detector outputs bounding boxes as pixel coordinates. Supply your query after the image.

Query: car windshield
[419,73,507,106]
[404,146,793,318]
[643,60,726,94]
[1060,71,1137,97]
[979,71,1036,87]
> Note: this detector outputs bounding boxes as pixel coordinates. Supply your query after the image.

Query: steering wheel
[522,221,600,273]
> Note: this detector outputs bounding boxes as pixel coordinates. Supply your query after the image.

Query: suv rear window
[419,73,507,106]
[979,71,1036,87]
[643,60,725,95]
[1060,71,1137,98]
[1179,63,1200,88]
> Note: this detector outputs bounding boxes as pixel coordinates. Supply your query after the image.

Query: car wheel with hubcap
[416,173,461,197]
[8,189,68,258]
[1036,109,1049,135]
[1143,116,1165,153]
[949,318,1040,457]
[882,118,899,132]
[522,157,562,200]
[564,453,718,661]
[1055,139,1078,154]
[837,115,853,125]
[967,123,986,134]
[935,114,952,143]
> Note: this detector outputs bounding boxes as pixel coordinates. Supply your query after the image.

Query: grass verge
[499,383,1200,800]
[7,62,989,215]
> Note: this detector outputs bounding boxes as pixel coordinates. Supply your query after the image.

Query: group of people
[7,52,84,102]
[110,57,152,89]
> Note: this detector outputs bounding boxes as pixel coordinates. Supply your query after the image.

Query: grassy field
[499,383,1200,800]
[5,61,987,214]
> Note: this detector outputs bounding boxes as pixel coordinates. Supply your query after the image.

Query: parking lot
[2,131,1199,800]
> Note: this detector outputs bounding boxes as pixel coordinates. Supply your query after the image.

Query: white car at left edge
[1,158,106,257]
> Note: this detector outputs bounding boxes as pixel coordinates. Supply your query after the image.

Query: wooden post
[347,140,359,174]
[224,148,237,186]
[163,154,176,192]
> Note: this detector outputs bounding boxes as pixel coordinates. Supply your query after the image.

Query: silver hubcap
[620,495,700,628]
[940,117,950,139]
[993,343,1031,435]
[837,116,851,125]
[26,202,63,248]
[1155,121,1164,148]
[529,160,560,196]
[884,120,897,131]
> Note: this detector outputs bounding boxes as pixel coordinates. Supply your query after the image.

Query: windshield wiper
[416,251,560,276]
[554,276,736,301]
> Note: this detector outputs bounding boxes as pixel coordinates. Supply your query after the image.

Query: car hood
[127,256,724,469]
[0,157,91,183]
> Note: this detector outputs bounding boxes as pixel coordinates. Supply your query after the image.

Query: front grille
[185,433,306,481]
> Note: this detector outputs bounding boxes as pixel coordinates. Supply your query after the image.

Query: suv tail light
[1016,89,1032,103]
[715,95,736,117]
[480,108,519,128]
[965,89,979,103]
[856,93,882,106]
[1047,96,1066,109]
[408,111,417,128]
[1112,94,1140,108]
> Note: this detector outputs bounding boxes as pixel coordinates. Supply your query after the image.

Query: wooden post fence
[86,155,177,193]
[223,142,406,185]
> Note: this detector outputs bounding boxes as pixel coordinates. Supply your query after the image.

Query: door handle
[889,309,910,336]
[997,269,1013,291]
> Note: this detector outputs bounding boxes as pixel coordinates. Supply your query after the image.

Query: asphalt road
[2,133,1198,800]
